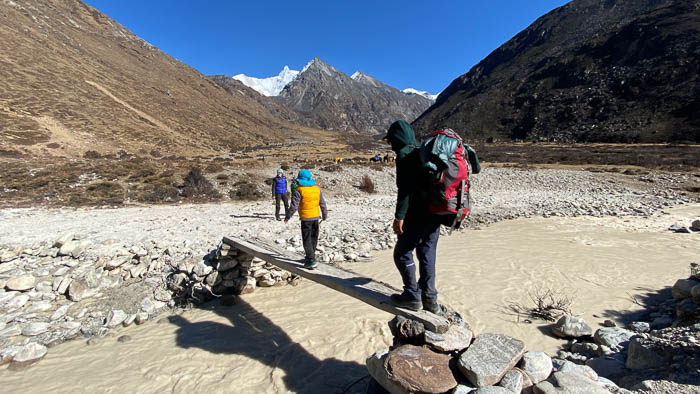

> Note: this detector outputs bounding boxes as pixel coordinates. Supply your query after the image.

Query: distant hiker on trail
[383,120,443,314]
[271,168,289,221]
[284,169,328,269]
[290,176,299,196]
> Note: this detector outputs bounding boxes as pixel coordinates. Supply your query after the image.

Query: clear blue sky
[84,0,570,94]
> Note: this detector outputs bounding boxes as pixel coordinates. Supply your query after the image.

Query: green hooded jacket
[385,120,428,220]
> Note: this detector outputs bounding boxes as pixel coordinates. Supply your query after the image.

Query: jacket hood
[296,169,316,187]
[385,120,417,159]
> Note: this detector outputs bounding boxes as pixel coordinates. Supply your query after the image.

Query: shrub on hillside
[229,181,264,200]
[142,184,180,203]
[182,167,221,200]
[359,174,375,194]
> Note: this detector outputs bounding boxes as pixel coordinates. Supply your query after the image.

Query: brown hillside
[0,0,333,158]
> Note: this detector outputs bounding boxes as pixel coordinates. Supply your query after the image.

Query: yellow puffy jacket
[297,185,320,219]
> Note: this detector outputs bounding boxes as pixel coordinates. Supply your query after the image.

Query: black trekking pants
[275,193,289,220]
[300,219,320,262]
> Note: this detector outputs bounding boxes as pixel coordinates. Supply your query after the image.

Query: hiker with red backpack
[383,120,477,314]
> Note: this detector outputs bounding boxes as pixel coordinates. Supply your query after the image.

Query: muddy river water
[2,205,698,393]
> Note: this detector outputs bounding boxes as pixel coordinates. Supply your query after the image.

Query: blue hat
[296,169,316,186]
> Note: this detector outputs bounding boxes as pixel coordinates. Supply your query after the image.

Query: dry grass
[505,287,575,322]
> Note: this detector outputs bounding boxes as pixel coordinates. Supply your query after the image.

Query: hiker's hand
[393,219,404,235]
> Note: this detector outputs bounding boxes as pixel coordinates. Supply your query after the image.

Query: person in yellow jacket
[284,169,328,269]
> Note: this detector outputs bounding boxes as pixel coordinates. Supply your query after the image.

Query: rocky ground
[0,164,698,385]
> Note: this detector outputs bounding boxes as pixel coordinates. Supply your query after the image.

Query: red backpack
[418,129,471,232]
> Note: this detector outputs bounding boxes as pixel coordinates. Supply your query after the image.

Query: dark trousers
[300,219,320,262]
[275,193,289,219]
[393,214,442,302]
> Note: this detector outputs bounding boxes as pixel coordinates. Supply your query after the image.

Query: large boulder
[385,344,458,393]
[551,316,592,338]
[366,349,408,394]
[671,279,698,300]
[593,327,635,352]
[534,371,608,394]
[585,357,626,379]
[518,351,553,384]
[625,337,666,370]
[458,333,525,387]
[557,360,598,381]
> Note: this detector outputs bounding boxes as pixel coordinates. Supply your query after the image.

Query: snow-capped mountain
[274,57,433,135]
[403,88,438,101]
[232,66,299,97]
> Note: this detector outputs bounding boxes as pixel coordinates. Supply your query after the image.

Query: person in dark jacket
[383,120,442,314]
[271,168,289,221]
[284,169,328,269]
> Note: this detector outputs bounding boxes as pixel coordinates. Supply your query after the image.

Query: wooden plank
[223,236,450,333]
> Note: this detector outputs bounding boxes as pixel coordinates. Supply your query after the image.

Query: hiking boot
[422,299,441,314]
[390,293,422,311]
[304,260,317,269]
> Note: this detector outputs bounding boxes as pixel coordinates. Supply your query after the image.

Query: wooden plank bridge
[223,236,450,333]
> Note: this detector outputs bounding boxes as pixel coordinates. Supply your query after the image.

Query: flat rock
[50,304,71,321]
[518,351,553,384]
[22,322,50,336]
[6,294,29,309]
[534,371,608,394]
[25,300,52,313]
[385,344,457,393]
[8,343,47,371]
[0,325,22,337]
[5,275,36,292]
[552,315,592,338]
[424,323,473,352]
[458,333,525,387]
[593,327,634,351]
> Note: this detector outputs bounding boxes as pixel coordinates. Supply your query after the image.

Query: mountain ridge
[0,0,326,158]
[413,0,700,143]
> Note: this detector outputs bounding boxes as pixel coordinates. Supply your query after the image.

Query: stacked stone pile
[0,234,300,371]
[366,313,616,393]
[367,266,700,393]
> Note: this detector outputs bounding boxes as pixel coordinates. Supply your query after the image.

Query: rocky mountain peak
[275,57,433,135]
